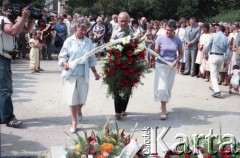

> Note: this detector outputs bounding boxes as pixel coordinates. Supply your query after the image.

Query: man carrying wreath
[110,12,134,120]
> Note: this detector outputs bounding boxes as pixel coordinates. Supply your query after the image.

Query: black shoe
[191,74,196,77]
[182,72,190,75]
[115,114,121,120]
[209,86,214,92]
[6,117,22,128]
[212,92,221,98]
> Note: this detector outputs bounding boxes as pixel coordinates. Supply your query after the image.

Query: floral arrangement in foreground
[164,136,240,158]
[102,34,147,99]
[65,118,145,158]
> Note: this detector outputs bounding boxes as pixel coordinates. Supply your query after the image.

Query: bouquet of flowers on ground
[65,118,145,158]
[102,34,147,99]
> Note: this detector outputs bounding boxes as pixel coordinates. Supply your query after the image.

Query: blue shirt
[155,35,182,65]
[204,31,231,62]
[58,35,96,83]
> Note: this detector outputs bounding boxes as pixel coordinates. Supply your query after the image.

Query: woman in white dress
[58,19,100,133]
[195,23,211,78]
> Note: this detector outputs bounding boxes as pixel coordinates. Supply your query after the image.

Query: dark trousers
[0,56,14,123]
[114,92,130,114]
[42,41,52,60]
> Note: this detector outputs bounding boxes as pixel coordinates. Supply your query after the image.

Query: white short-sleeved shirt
[0,16,15,53]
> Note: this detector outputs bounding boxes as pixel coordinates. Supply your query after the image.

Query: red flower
[122,63,128,69]
[129,42,136,47]
[203,154,212,158]
[109,61,115,66]
[123,71,130,77]
[127,58,132,64]
[115,60,121,65]
[134,39,139,43]
[116,66,121,70]
[118,82,124,87]
[133,58,138,62]
[109,69,115,75]
[138,51,145,59]
[128,67,135,73]
[120,129,125,138]
[164,154,170,158]
[104,69,108,75]
[198,147,205,153]
[127,50,133,56]
[87,136,96,143]
[115,52,122,58]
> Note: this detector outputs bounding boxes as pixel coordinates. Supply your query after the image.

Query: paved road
[1,58,240,157]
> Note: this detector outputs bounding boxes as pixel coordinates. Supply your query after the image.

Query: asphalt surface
[1,57,240,157]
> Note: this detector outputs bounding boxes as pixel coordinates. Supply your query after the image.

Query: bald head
[118,12,130,29]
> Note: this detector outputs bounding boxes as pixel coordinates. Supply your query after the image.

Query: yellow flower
[75,143,82,152]
[100,143,114,153]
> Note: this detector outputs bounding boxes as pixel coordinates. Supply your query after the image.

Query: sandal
[69,127,76,133]
[160,114,167,120]
[70,122,77,133]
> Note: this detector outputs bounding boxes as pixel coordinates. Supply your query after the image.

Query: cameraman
[0,0,35,128]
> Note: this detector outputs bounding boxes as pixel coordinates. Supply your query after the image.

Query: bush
[207,9,240,23]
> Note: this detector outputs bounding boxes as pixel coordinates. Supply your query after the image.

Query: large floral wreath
[102,34,147,99]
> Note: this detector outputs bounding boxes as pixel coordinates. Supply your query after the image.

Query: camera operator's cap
[42,9,47,13]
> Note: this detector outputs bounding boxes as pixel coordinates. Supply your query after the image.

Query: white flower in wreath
[134,43,146,54]
[121,35,131,45]
[115,44,123,52]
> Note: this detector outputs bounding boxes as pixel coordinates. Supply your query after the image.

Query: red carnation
[127,58,132,64]
[109,61,115,66]
[115,52,122,58]
[133,58,138,62]
[109,69,115,75]
[118,82,124,87]
[123,71,130,77]
[128,67,135,73]
[134,39,139,43]
[116,66,121,70]
[115,60,121,65]
[122,63,128,69]
[129,42,136,47]
[138,51,145,59]
[127,50,133,56]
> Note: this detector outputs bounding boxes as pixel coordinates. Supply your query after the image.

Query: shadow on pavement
[0,133,47,157]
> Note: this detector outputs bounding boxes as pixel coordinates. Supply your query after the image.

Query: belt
[0,51,12,59]
[210,52,224,56]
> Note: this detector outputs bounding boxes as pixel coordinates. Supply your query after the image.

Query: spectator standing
[183,18,201,77]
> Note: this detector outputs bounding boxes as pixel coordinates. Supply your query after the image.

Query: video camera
[7,0,42,21]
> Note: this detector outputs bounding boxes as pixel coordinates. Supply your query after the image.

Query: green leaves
[65,0,240,22]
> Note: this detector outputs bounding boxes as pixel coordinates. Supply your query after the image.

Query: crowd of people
[1,1,240,132]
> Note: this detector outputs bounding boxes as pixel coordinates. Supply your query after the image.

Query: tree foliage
[65,0,240,21]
